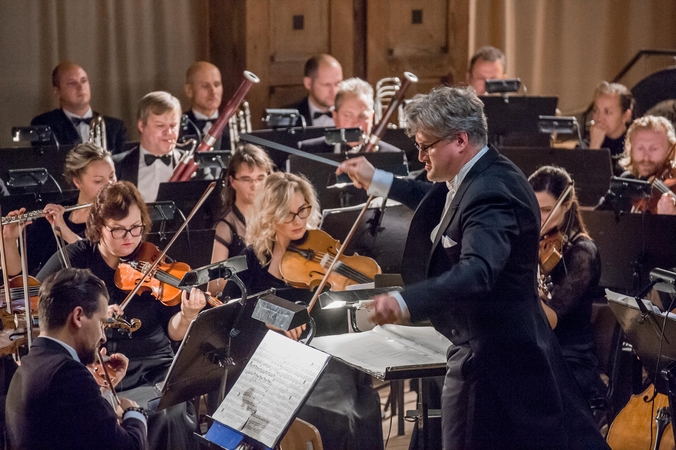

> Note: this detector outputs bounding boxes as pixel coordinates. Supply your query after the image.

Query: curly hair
[86,181,152,243]
[245,172,321,266]
[620,115,676,177]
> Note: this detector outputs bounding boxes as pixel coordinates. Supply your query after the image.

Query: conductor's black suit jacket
[389,146,607,449]
[5,337,147,450]
[31,108,128,154]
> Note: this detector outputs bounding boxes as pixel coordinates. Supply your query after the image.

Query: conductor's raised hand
[337,156,376,190]
[369,294,404,325]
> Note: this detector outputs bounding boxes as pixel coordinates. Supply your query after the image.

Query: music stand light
[264,108,306,129]
[7,168,50,199]
[324,127,362,145]
[11,125,58,147]
[193,150,231,170]
[485,78,522,94]
[650,268,676,295]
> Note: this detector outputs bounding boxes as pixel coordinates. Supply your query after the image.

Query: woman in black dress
[529,166,607,411]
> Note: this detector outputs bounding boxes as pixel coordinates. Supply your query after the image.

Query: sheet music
[212,331,329,448]
[311,325,451,379]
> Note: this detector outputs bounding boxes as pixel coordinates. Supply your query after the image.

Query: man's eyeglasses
[283,205,312,223]
[105,224,144,239]
[414,138,444,154]
[233,175,266,184]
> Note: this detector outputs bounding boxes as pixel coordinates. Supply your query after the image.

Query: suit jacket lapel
[58,109,82,144]
[430,146,501,254]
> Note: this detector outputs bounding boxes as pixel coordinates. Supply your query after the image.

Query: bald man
[284,54,343,127]
[31,62,128,154]
[179,61,229,150]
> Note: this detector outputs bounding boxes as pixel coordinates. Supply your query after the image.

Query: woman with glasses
[37,181,206,450]
[209,144,273,295]
[221,171,384,450]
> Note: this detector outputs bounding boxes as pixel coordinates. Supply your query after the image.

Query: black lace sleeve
[545,237,601,319]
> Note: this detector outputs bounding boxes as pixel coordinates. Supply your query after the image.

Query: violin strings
[301,252,373,284]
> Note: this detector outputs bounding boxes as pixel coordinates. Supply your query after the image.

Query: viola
[114,242,222,308]
[538,230,566,276]
[280,229,381,292]
[89,352,118,389]
[606,385,674,449]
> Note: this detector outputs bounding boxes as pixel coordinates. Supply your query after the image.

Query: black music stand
[607,291,676,445]
[500,147,612,207]
[0,143,74,189]
[481,96,558,147]
[156,179,221,231]
[145,229,215,270]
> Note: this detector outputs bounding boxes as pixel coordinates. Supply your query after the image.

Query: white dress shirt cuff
[367,169,394,198]
[390,291,410,319]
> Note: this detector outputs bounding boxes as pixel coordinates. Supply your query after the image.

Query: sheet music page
[311,325,450,378]
[212,331,329,448]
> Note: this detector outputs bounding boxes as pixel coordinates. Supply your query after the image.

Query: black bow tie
[194,118,215,131]
[313,111,332,120]
[71,117,92,126]
[144,154,172,167]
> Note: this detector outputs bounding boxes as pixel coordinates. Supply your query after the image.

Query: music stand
[481,95,558,147]
[156,179,221,231]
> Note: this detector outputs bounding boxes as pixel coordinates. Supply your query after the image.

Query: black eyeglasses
[414,138,444,154]
[283,205,312,223]
[105,224,144,239]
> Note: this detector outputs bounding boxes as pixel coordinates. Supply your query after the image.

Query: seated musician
[36,181,206,450]
[588,81,634,176]
[5,267,147,450]
[298,77,402,153]
[208,144,273,296]
[113,91,185,202]
[179,61,229,149]
[30,62,128,154]
[221,172,384,450]
[20,142,117,274]
[619,115,676,214]
[529,166,608,422]
[465,45,506,95]
[284,54,343,128]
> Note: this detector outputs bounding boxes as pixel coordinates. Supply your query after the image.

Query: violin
[606,385,674,449]
[115,242,222,308]
[280,229,381,292]
[538,230,566,276]
[0,275,40,313]
[632,160,676,214]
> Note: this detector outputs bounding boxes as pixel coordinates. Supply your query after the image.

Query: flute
[1,203,93,225]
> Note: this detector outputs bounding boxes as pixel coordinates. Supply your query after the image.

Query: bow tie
[144,153,172,167]
[194,118,215,131]
[313,111,332,120]
[71,117,92,126]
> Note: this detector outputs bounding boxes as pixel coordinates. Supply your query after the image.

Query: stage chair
[279,418,323,450]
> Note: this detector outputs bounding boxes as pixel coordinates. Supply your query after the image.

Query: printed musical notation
[212,331,329,448]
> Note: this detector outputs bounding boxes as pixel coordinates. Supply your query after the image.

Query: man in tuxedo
[338,86,607,449]
[298,77,402,154]
[465,46,506,95]
[31,62,128,154]
[284,54,343,127]
[5,268,147,450]
[114,91,183,202]
[179,61,229,150]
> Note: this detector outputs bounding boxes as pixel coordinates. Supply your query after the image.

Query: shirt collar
[448,145,489,192]
[307,97,333,116]
[62,108,93,120]
[192,109,218,120]
[41,336,80,362]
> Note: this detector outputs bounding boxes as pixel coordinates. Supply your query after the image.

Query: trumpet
[1,203,93,225]
[89,115,107,150]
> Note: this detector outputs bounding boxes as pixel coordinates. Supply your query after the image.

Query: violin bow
[96,348,120,408]
[118,182,217,311]
[0,207,13,315]
[540,183,574,235]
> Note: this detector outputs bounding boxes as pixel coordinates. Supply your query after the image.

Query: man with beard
[5,268,147,450]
